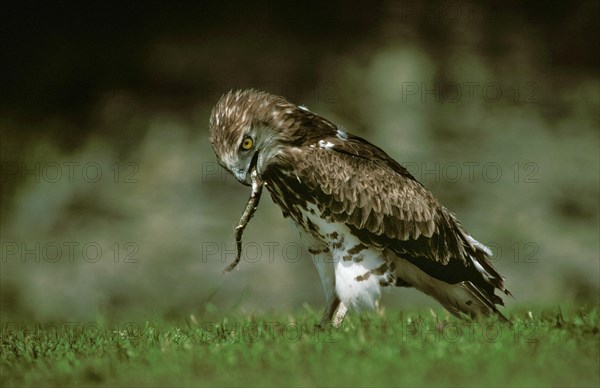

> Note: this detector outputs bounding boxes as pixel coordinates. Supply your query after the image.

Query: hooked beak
[235,151,259,186]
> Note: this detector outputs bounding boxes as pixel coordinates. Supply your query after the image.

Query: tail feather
[464,234,512,298]
[437,280,508,322]
[393,256,509,321]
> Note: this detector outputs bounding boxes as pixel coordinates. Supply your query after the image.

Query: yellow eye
[241,136,254,150]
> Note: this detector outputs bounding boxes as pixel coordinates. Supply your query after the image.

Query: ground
[1,306,598,387]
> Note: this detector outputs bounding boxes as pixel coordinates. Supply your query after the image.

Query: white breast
[298,203,390,309]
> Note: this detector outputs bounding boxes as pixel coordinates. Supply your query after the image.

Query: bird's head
[209,89,309,185]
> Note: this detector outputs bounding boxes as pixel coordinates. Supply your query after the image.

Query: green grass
[1,306,598,387]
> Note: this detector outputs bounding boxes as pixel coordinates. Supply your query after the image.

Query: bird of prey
[210,89,510,327]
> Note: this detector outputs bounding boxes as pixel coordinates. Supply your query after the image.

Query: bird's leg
[332,301,348,328]
[319,296,340,329]
[319,296,348,329]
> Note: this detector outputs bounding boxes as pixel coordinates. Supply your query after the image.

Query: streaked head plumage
[209,89,302,185]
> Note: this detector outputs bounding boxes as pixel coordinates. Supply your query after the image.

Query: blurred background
[1,1,598,322]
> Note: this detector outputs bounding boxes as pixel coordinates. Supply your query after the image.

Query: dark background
[1,1,598,321]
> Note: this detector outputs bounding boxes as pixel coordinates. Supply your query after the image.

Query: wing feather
[286,135,460,263]
[266,131,509,306]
